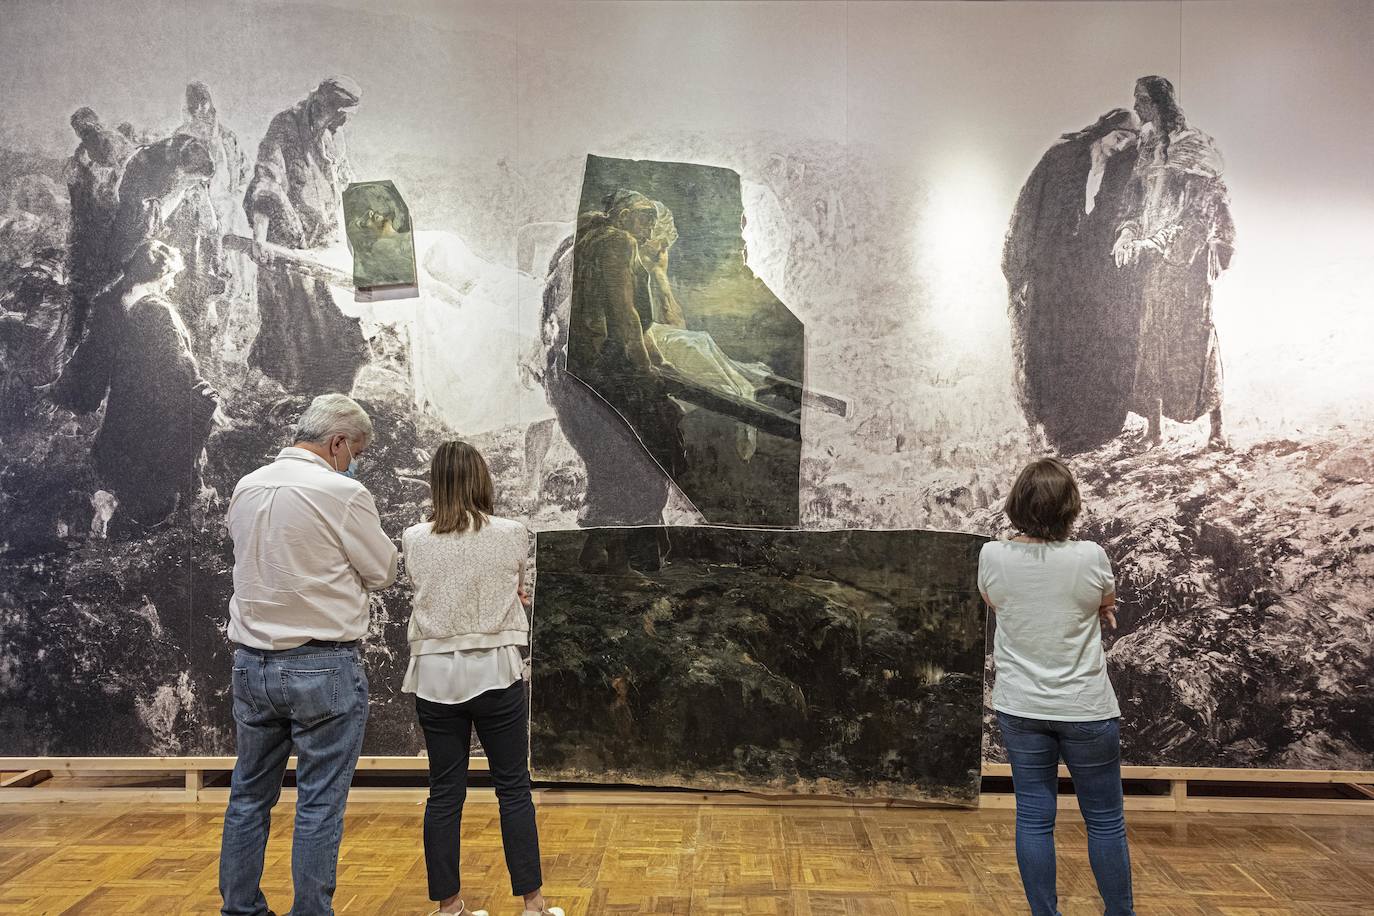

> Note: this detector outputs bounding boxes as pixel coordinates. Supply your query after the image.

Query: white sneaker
[428,907,489,916]
[522,909,564,916]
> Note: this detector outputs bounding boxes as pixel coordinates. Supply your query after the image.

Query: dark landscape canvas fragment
[530,526,988,804]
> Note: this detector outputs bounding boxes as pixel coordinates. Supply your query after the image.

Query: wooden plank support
[1,769,53,789]
[978,794,1177,813]
[4,759,1368,782]
[1179,796,1374,816]
[979,763,1374,784]
[0,756,486,773]
[1,758,1372,815]
[1171,779,1188,810]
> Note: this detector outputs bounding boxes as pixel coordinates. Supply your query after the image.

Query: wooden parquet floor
[1,802,1371,915]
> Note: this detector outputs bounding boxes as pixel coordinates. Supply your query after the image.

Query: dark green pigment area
[531,527,987,804]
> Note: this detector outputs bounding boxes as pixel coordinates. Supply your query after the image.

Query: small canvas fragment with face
[343,180,418,296]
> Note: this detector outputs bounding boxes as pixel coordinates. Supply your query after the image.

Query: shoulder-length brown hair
[1004,457,1081,541]
[428,440,494,534]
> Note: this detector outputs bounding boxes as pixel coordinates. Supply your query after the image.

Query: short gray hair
[295,393,373,445]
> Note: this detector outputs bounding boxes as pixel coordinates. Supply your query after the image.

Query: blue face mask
[339,440,359,478]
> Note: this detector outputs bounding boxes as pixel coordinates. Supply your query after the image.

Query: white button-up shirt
[227,447,398,650]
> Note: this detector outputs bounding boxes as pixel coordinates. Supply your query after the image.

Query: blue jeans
[220,644,369,916]
[997,712,1135,916]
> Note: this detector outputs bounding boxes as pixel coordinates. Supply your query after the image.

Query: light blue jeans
[219,643,369,916]
[997,711,1135,916]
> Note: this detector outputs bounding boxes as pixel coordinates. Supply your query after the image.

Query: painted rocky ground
[530,527,986,803]
[805,421,1374,769]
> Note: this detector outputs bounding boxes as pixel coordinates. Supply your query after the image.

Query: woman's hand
[517,586,532,608]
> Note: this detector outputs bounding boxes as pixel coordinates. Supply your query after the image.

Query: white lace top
[401,517,530,704]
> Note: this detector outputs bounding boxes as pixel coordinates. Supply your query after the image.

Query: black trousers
[416,681,543,900]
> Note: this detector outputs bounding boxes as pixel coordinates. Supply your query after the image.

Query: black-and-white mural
[1,0,1371,771]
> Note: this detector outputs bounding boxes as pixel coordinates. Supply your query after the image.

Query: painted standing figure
[569,189,685,476]
[566,189,691,572]
[244,76,369,395]
[64,107,134,299]
[540,231,676,575]
[0,249,73,427]
[52,135,215,414]
[1003,108,1140,453]
[1113,75,1236,449]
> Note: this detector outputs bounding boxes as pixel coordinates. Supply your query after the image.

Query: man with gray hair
[219,392,397,916]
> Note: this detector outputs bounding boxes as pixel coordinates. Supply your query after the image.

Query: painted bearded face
[619,206,656,243]
[1133,84,1158,126]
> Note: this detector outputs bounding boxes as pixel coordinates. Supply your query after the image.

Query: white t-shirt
[978,539,1121,721]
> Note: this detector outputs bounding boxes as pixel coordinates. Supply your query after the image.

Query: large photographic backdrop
[1,0,1372,776]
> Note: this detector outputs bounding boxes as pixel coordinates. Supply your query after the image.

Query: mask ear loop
[344,439,356,475]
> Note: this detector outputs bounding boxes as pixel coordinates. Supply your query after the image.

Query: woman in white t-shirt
[978,457,1135,916]
[402,440,563,916]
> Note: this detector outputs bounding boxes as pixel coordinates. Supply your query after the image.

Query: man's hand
[1099,607,1118,630]
[251,238,275,267]
[1112,235,1136,268]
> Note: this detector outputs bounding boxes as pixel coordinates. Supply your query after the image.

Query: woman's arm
[517,527,532,608]
[1098,591,1117,630]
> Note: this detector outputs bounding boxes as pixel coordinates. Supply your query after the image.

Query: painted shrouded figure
[1003,108,1141,452]
[1113,75,1235,448]
[165,81,251,350]
[244,76,369,394]
[91,240,221,528]
[176,80,250,242]
[565,189,689,571]
[107,134,216,269]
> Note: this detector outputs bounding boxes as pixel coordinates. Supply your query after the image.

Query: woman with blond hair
[402,440,562,916]
[979,457,1134,916]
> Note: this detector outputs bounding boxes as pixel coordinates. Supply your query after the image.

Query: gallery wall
[1,0,1372,772]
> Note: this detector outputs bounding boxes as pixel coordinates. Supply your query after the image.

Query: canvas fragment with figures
[565,155,805,529]
[529,526,987,804]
